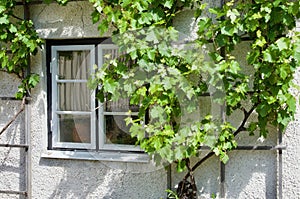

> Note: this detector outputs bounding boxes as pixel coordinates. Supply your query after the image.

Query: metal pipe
[16,0,86,5]
[23,1,32,198]
[0,97,22,100]
[25,101,32,199]
[0,144,29,148]
[0,190,27,195]
[219,0,226,196]
[166,165,172,198]
[198,145,287,151]
[220,105,226,198]
[278,130,283,199]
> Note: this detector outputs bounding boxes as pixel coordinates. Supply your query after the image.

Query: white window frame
[49,43,143,153]
[98,44,142,152]
[51,45,96,149]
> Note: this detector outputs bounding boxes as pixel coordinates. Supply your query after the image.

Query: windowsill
[41,150,150,163]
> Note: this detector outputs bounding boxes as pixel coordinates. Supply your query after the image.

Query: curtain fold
[58,50,90,111]
[57,50,91,143]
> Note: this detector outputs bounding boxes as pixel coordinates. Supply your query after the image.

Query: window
[47,40,142,157]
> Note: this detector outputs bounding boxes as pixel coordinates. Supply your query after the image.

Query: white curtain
[102,48,130,112]
[102,48,137,144]
[58,50,90,111]
[57,50,91,143]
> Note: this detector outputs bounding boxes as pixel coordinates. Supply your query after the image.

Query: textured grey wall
[0,1,299,199]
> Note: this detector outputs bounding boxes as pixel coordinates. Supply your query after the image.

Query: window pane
[102,48,119,62]
[105,115,137,145]
[105,98,139,112]
[58,82,91,111]
[58,114,91,143]
[58,50,90,80]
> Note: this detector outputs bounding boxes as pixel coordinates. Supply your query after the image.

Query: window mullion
[103,112,139,116]
[56,80,87,83]
[51,45,96,149]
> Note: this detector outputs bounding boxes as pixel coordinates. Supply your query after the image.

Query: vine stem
[0,97,26,136]
[186,158,197,199]
[183,103,257,180]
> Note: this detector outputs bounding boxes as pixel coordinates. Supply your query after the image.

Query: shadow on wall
[225,150,277,199]
[38,158,167,199]
[170,150,277,199]
[38,159,117,199]
[30,2,107,39]
[0,100,26,199]
[170,154,220,198]
[0,148,27,199]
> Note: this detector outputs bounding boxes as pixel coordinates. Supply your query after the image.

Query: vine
[0,0,65,135]
[0,0,299,198]
[89,0,300,198]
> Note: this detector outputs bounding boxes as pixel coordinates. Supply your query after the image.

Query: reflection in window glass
[58,51,90,80]
[58,114,91,143]
[58,82,91,111]
[105,115,138,145]
[105,98,139,112]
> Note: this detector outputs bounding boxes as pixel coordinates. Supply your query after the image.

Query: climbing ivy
[1,0,300,198]
[0,0,40,98]
[88,0,300,198]
[196,0,300,137]
[0,0,68,99]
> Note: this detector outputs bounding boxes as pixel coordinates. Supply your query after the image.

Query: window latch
[50,119,53,131]
[50,62,53,73]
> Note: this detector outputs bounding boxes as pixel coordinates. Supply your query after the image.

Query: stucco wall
[281,66,300,199]
[30,1,105,39]
[29,1,167,199]
[0,98,26,199]
[0,1,299,199]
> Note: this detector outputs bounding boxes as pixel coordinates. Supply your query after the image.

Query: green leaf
[158,146,173,162]
[247,50,260,65]
[197,18,211,33]
[103,79,119,94]
[150,105,166,122]
[91,10,100,23]
[257,103,271,117]
[220,25,237,36]
[254,37,267,48]
[0,6,6,13]
[263,49,275,62]
[0,16,9,24]
[287,95,296,113]
[122,0,131,7]
[130,123,144,140]
[145,29,159,44]
[174,147,184,160]
[28,74,40,87]
[279,66,288,80]
[98,20,109,35]
[209,8,223,18]
[220,153,229,164]
[164,0,173,9]
[276,38,289,51]
[176,160,186,172]
[194,8,202,19]
[226,9,240,23]
[293,42,300,62]
[153,137,163,149]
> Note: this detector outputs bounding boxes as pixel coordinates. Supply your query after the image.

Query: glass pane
[58,114,91,143]
[105,115,138,145]
[58,50,90,80]
[102,48,119,63]
[102,48,133,68]
[58,82,91,111]
[105,98,139,112]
